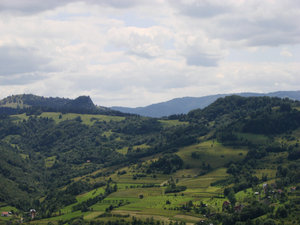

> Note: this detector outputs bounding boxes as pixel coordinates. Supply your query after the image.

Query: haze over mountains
[1,91,300,118]
[111,91,300,117]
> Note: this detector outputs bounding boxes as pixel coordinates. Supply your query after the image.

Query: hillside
[0,94,124,116]
[111,90,300,117]
[0,95,300,225]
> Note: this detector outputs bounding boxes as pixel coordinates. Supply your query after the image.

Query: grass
[10,113,29,122]
[10,112,125,126]
[177,168,228,191]
[119,195,192,211]
[0,205,17,212]
[254,169,277,180]
[47,210,90,221]
[0,205,18,222]
[34,165,232,224]
[177,140,248,169]
[51,162,230,223]
[116,144,150,155]
[102,130,114,137]
[159,120,189,128]
[0,102,28,109]
[111,170,169,185]
[235,132,270,145]
[19,153,29,159]
[39,112,125,125]
[34,138,298,224]
[45,156,56,168]
[61,188,105,214]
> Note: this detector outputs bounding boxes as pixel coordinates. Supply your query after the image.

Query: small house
[30,209,36,219]
[277,189,283,194]
[263,183,268,190]
[1,212,9,217]
[290,187,296,191]
[234,204,244,213]
[222,201,231,211]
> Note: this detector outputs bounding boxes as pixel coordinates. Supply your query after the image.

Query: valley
[0,95,300,225]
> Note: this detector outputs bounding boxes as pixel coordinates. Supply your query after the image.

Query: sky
[0,0,299,107]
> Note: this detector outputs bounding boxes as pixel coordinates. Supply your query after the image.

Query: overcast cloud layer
[0,0,299,107]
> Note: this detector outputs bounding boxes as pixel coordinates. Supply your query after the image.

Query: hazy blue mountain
[111,91,300,117]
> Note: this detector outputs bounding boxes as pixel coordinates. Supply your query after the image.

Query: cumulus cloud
[169,0,300,47]
[169,0,233,18]
[0,73,45,86]
[108,26,173,58]
[174,32,225,67]
[0,46,54,76]
[0,0,146,14]
[280,49,293,57]
[0,0,299,106]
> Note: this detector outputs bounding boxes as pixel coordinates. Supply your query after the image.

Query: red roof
[223,201,230,206]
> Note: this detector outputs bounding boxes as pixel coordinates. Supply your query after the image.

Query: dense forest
[0,95,300,225]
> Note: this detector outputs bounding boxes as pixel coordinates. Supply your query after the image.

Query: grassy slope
[4,110,300,224]
[10,112,125,125]
[176,140,248,169]
[158,120,189,128]
[39,130,299,224]
[36,139,238,224]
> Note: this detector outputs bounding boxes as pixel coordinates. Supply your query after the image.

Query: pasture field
[0,204,18,222]
[254,168,277,180]
[235,132,270,145]
[158,120,189,127]
[41,143,240,223]
[0,102,28,108]
[14,133,300,224]
[60,187,105,214]
[10,113,29,121]
[176,140,248,169]
[116,144,150,155]
[42,164,230,224]
[45,156,57,168]
[10,112,125,125]
[178,168,228,189]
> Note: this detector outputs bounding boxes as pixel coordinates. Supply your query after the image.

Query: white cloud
[0,0,299,107]
[169,0,300,47]
[0,46,54,76]
[0,0,148,14]
[280,49,293,57]
[108,26,173,58]
[175,32,226,66]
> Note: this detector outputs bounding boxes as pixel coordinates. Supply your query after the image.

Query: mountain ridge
[0,95,299,224]
[111,90,300,117]
[0,94,125,116]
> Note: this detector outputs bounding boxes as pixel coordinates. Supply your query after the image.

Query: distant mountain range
[111,91,300,117]
[1,91,299,118]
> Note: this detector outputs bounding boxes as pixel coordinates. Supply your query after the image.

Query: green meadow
[159,120,189,128]
[177,140,248,169]
[10,112,125,125]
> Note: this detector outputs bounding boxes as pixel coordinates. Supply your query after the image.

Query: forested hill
[187,95,300,135]
[0,94,125,116]
[111,90,300,117]
[0,95,300,224]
